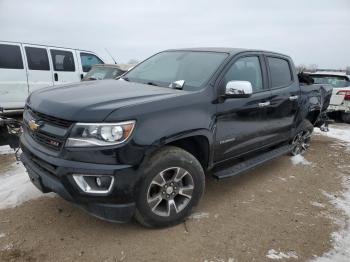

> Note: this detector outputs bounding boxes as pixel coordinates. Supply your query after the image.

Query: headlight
[65,120,136,147]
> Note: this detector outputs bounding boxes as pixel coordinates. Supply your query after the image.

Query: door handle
[289,95,299,101]
[258,101,270,108]
[54,73,58,81]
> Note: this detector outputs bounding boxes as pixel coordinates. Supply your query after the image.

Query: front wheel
[135,146,205,228]
[291,120,313,156]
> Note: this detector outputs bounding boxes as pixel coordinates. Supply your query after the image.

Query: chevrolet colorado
[20,48,332,227]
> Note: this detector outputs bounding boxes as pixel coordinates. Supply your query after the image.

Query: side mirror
[169,80,185,89]
[225,81,253,98]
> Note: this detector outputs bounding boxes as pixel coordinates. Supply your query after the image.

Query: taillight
[337,90,350,100]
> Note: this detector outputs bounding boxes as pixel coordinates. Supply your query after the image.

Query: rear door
[49,47,80,85]
[214,53,272,162]
[76,51,104,79]
[264,55,300,143]
[0,42,28,110]
[23,44,53,93]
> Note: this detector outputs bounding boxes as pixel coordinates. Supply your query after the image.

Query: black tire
[291,119,314,156]
[341,113,350,124]
[135,146,205,228]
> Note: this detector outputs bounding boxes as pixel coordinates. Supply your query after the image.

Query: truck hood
[27,80,185,122]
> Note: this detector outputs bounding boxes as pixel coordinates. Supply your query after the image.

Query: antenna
[105,48,117,64]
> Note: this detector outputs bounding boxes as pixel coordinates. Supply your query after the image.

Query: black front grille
[27,126,64,150]
[29,108,72,128]
[24,107,73,151]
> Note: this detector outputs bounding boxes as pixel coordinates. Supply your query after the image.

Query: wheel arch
[143,130,213,171]
[167,135,210,170]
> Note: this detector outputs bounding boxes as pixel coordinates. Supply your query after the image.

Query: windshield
[84,67,125,80]
[311,75,350,88]
[124,51,228,91]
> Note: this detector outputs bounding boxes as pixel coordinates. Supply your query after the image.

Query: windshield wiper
[145,82,159,87]
[120,76,130,81]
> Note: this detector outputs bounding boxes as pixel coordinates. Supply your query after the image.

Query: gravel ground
[0,125,349,262]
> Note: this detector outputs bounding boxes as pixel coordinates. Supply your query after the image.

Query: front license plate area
[27,168,46,192]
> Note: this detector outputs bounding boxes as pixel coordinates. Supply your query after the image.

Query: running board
[213,144,292,180]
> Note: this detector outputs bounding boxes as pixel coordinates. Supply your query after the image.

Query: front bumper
[327,102,350,113]
[20,135,140,223]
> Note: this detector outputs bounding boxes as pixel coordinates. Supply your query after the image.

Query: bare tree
[308,64,318,72]
[346,66,350,75]
[296,64,307,73]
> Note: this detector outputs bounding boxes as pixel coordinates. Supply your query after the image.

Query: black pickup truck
[19,48,332,227]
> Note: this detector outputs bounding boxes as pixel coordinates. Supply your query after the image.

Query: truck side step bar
[213,144,292,180]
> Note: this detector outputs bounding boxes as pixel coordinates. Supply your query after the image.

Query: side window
[223,56,263,92]
[25,47,50,71]
[267,57,292,88]
[80,53,103,72]
[50,49,75,71]
[0,44,24,69]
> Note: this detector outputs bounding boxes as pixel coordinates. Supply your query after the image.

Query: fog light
[96,177,102,187]
[96,176,112,188]
[73,174,114,194]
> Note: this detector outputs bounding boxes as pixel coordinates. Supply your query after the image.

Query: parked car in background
[82,64,127,81]
[0,41,105,114]
[306,71,350,123]
[21,48,332,227]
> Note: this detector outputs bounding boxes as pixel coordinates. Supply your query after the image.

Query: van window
[0,44,24,69]
[267,57,292,88]
[80,53,104,72]
[25,47,50,71]
[50,49,75,71]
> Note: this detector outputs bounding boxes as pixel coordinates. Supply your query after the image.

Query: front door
[49,48,80,85]
[77,51,104,79]
[214,54,272,163]
[23,44,53,93]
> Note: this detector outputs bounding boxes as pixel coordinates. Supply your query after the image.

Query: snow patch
[311,202,326,208]
[312,176,350,261]
[1,243,13,251]
[189,212,209,220]
[0,161,49,209]
[203,258,235,262]
[314,125,350,145]
[0,145,15,155]
[291,155,312,166]
[266,249,298,260]
[0,233,5,238]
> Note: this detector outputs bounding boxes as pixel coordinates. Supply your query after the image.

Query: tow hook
[320,123,329,132]
[0,108,22,160]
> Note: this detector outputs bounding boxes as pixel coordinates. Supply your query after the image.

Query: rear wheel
[341,112,350,124]
[291,120,313,156]
[135,146,205,228]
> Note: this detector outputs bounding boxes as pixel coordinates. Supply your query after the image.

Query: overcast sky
[0,0,349,68]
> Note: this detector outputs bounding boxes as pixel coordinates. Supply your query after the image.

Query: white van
[0,41,105,114]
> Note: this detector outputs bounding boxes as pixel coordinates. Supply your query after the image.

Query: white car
[0,41,105,114]
[308,71,350,123]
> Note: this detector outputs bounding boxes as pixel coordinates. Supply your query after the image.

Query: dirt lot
[0,128,349,262]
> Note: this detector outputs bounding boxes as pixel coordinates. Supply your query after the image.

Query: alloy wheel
[146,167,194,217]
[291,130,311,155]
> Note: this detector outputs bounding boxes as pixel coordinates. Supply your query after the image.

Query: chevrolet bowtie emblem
[28,119,40,131]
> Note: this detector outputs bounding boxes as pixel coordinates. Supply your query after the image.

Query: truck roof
[165,47,290,57]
